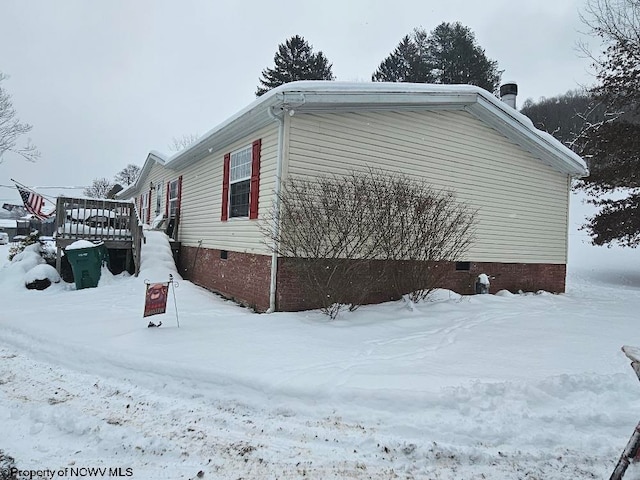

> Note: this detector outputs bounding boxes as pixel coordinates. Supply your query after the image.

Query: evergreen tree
[372,23,501,92]
[256,35,334,96]
[371,34,432,83]
[426,22,501,92]
[576,0,640,247]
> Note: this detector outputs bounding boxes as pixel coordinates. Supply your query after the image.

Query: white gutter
[266,104,286,313]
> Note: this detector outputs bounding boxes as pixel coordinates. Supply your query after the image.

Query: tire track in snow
[0,343,627,479]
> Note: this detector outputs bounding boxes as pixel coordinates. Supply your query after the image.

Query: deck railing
[55,196,144,275]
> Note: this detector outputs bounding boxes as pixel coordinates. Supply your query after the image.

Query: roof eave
[164,89,480,171]
[144,82,589,181]
[281,90,479,112]
[166,93,284,171]
[168,109,275,171]
[467,98,588,178]
[118,151,166,199]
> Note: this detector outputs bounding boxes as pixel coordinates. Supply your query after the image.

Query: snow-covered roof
[122,81,588,196]
[172,81,587,177]
[118,151,167,199]
[66,239,104,250]
[0,219,17,228]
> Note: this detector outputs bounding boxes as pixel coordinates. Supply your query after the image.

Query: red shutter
[249,139,261,219]
[146,191,152,223]
[165,181,170,218]
[221,153,230,221]
[177,175,183,216]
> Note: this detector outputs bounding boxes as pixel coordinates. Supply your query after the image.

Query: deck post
[125,248,132,274]
[55,246,62,274]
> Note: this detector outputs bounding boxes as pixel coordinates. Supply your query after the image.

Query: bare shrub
[372,181,476,303]
[262,169,476,318]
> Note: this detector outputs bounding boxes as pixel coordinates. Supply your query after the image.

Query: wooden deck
[54,196,144,275]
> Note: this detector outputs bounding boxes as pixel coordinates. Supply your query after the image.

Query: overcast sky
[0,0,599,206]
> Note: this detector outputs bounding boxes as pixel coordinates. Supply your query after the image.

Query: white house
[119,81,588,312]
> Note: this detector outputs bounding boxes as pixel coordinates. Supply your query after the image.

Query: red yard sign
[143,282,169,317]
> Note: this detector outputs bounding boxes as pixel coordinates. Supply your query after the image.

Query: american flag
[16,184,51,220]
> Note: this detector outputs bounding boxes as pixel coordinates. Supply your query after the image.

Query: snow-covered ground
[1,192,639,479]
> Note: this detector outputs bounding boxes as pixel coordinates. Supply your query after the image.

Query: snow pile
[23,264,60,285]
[0,243,46,289]
[65,240,102,250]
[138,230,181,282]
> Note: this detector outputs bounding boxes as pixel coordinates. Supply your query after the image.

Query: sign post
[143,275,179,327]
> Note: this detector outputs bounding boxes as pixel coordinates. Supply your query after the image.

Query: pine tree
[372,23,501,92]
[576,0,640,247]
[371,34,431,83]
[426,22,501,92]
[256,35,334,96]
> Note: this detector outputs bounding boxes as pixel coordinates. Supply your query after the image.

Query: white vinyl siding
[178,124,279,254]
[144,164,174,222]
[286,110,571,264]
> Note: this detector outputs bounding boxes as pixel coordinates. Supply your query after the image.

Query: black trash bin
[65,242,108,289]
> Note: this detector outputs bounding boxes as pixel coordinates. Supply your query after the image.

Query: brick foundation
[178,246,271,312]
[442,262,566,296]
[177,246,566,312]
[276,258,566,312]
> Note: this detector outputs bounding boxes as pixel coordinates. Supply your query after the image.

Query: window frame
[168,179,180,219]
[221,138,261,222]
[228,145,252,219]
[141,192,149,223]
[155,182,163,216]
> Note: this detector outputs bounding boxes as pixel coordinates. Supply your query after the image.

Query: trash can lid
[65,240,104,251]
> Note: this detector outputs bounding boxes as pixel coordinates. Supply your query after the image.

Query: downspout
[266,104,285,313]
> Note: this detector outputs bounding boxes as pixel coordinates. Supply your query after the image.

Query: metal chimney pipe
[499,82,518,109]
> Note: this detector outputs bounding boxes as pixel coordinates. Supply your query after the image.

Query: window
[229,146,252,218]
[141,192,149,223]
[168,179,179,218]
[221,139,261,221]
[455,261,471,271]
[155,182,163,216]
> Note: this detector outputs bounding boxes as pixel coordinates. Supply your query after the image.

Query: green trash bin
[65,242,108,289]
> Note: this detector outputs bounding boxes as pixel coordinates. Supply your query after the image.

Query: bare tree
[83,177,114,198]
[0,72,39,163]
[168,133,199,152]
[114,164,141,186]
[580,0,640,50]
[262,169,476,318]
